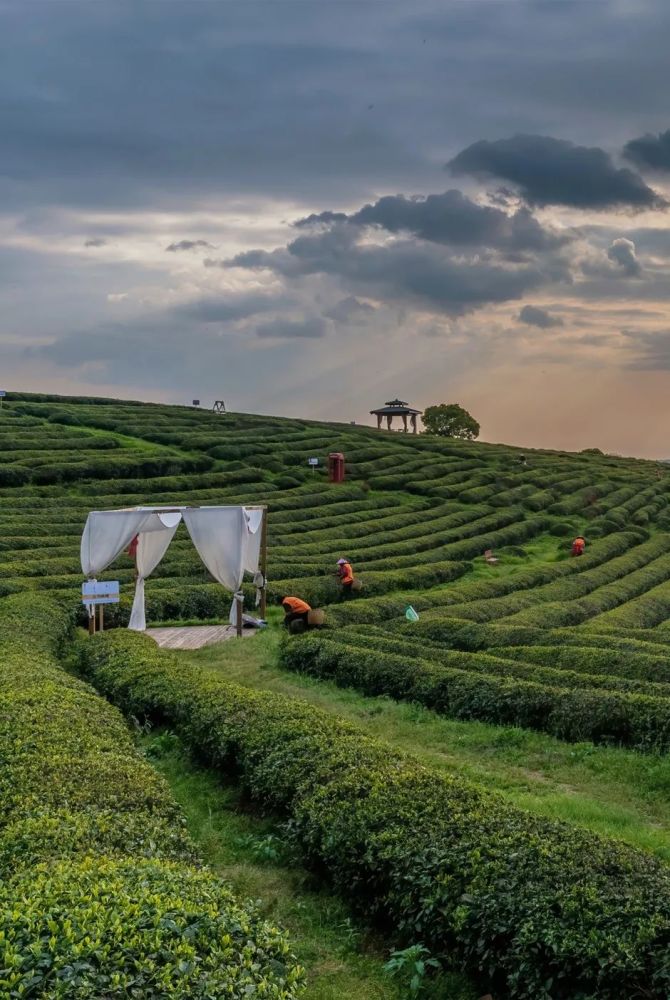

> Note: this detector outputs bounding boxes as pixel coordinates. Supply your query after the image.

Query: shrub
[0,857,303,999]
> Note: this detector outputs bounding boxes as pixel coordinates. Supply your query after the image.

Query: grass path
[140,733,476,1000]
[181,617,670,861]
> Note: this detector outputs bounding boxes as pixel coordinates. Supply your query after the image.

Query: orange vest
[340,561,354,584]
[282,597,311,614]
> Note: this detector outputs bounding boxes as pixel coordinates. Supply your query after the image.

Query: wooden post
[88,605,96,636]
[99,605,104,632]
[236,593,244,638]
[260,508,268,618]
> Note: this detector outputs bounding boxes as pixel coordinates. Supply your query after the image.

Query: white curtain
[81,510,153,577]
[243,508,264,575]
[128,513,182,631]
[183,507,249,591]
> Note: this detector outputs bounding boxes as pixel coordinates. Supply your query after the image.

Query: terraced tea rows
[5,392,670,997]
[3,394,670,708]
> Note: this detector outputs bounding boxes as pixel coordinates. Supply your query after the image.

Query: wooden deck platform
[147,625,256,650]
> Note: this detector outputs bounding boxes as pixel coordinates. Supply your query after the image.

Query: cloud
[295,189,565,252]
[84,238,106,247]
[624,329,670,370]
[173,291,282,323]
[447,134,664,210]
[607,237,641,276]
[518,304,563,328]
[624,129,670,172]
[255,316,327,339]
[324,296,375,323]
[228,223,561,317]
[580,236,643,279]
[295,211,348,228]
[165,239,215,252]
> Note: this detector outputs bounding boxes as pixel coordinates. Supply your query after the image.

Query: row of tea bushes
[492,643,670,685]
[321,531,642,628]
[0,594,304,998]
[270,559,468,608]
[331,626,670,699]
[77,628,670,999]
[439,547,670,626]
[281,630,670,750]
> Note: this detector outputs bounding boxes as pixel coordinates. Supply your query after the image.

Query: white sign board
[307,457,319,466]
[0,391,6,397]
[82,580,120,605]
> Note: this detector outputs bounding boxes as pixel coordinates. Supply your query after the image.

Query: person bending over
[281,595,311,629]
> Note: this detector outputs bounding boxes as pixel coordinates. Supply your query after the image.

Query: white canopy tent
[80,505,266,631]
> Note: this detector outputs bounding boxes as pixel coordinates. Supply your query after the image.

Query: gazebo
[370,399,422,433]
[80,504,267,632]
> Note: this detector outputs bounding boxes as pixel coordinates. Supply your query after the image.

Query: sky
[3,1,670,457]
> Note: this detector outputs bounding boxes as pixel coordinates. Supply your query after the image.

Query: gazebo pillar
[402,413,408,432]
[411,413,418,434]
[376,413,382,429]
[386,414,392,430]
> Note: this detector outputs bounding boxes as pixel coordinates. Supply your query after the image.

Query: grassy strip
[0,594,303,998]
[78,628,670,1000]
[143,733,476,1000]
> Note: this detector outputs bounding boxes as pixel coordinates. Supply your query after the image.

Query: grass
[139,731,477,1000]
[181,618,670,862]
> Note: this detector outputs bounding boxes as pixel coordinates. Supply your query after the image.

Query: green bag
[405,605,419,622]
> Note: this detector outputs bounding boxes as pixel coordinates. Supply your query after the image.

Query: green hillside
[5,392,670,998]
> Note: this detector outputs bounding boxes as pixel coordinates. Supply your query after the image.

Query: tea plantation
[4,392,670,998]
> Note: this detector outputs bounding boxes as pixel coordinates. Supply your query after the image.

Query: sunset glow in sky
[3,1,670,456]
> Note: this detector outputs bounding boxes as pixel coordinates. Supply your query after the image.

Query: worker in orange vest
[281,595,312,629]
[572,536,586,556]
[336,557,354,592]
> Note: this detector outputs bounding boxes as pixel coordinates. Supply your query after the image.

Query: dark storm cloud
[295,190,565,252]
[0,2,434,212]
[166,240,215,252]
[624,129,670,172]
[447,135,664,210]
[84,238,106,247]
[4,2,670,218]
[255,316,327,339]
[227,224,559,317]
[518,304,563,329]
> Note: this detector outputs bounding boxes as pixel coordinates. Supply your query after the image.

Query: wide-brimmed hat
[337,558,347,564]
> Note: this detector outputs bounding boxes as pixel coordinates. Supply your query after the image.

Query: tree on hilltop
[422,403,480,439]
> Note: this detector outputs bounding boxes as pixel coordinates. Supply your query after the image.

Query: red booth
[328,452,345,483]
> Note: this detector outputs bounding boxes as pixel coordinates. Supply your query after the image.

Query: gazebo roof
[370,398,422,416]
